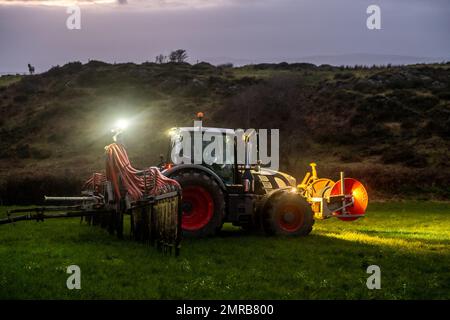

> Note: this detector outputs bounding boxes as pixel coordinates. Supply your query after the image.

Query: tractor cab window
[169,128,234,184]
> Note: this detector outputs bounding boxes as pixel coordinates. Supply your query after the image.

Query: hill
[0,61,449,203]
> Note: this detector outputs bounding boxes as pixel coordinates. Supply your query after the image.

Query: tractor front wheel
[172,170,225,237]
[263,192,314,236]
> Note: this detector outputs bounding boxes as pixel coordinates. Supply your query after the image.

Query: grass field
[0,75,21,88]
[0,201,448,299]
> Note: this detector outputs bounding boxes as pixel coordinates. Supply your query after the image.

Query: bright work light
[115,119,129,131]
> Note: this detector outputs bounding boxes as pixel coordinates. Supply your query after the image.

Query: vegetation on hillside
[0,61,449,203]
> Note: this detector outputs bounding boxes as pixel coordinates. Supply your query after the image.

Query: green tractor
[162,114,369,237]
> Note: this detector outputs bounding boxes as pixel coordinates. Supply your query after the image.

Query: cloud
[0,0,245,8]
[0,0,117,6]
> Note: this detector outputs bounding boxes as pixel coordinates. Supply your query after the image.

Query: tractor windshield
[169,127,235,183]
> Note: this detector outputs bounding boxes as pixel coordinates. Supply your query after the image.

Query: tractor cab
[165,125,236,184]
[163,112,285,188]
[164,124,294,188]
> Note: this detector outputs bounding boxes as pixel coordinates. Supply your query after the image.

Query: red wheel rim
[277,204,304,233]
[330,178,368,221]
[181,186,214,231]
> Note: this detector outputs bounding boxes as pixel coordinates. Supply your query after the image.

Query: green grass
[231,67,334,84]
[0,201,449,299]
[0,75,22,88]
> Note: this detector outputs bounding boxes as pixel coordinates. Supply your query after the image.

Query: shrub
[15,144,31,158]
[13,95,28,103]
[61,61,83,74]
[30,148,52,159]
[334,72,353,80]
[381,148,428,168]
[218,63,233,68]
[1,175,84,205]
[86,60,109,68]
[437,91,450,100]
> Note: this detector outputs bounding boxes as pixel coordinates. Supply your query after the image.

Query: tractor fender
[163,164,227,192]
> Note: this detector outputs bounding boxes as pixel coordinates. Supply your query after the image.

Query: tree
[155,54,167,64]
[169,49,188,63]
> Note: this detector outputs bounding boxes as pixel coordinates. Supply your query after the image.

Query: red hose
[84,143,180,201]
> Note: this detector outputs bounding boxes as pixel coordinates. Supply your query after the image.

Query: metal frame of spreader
[0,185,183,256]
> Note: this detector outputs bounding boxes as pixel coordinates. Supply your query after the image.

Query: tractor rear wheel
[263,192,314,236]
[172,170,225,237]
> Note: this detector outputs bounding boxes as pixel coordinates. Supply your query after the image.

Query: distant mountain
[199,53,449,67]
[298,53,449,67]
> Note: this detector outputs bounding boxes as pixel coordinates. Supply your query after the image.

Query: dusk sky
[0,0,449,73]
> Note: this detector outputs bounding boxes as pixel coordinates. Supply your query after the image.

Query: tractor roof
[173,127,234,133]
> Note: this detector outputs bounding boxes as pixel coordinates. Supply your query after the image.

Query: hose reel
[298,164,368,221]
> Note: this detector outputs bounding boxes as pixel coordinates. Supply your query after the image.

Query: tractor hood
[252,168,297,194]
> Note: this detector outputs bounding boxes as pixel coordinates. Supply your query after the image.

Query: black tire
[263,192,314,236]
[171,170,225,237]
